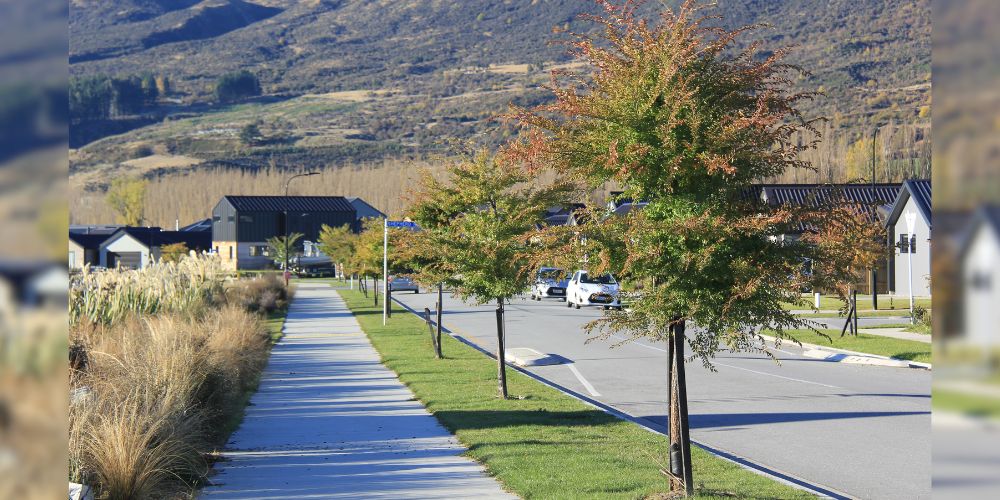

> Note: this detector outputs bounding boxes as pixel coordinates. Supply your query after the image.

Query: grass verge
[933,389,1000,420]
[782,294,931,311]
[338,289,814,500]
[774,329,931,364]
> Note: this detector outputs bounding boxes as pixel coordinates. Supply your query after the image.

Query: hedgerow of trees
[215,71,261,103]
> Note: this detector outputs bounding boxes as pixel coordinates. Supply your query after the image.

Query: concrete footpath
[202,282,515,499]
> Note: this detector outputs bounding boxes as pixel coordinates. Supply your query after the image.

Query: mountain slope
[68,0,930,182]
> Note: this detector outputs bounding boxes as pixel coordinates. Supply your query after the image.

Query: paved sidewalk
[858,327,931,343]
[202,283,515,499]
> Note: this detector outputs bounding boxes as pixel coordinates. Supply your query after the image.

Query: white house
[99,227,212,269]
[958,206,1000,346]
[884,179,932,298]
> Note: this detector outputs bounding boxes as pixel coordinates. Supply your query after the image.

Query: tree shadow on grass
[432,409,621,432]
[890,352,930,361]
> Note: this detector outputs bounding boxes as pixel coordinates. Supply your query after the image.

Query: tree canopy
[505,0,830,366]
[105,177,147,227]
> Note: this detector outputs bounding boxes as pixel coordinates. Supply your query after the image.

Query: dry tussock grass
[69,268,282,499]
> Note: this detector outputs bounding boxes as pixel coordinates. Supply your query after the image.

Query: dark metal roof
[958,205,1000,259]
[346,197,387,220]
[223,195,355,213]
[69,232,111,249]
[105,227,213,251]
[179,218,212,232]
[884,179,932,228]
[757,183,902,225]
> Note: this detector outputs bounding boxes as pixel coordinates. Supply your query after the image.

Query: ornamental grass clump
[69,256,283,498]
[69,254,226,325]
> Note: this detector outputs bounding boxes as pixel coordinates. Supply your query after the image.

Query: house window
[249,245,269,257]
[227,215,235,222]
[239,215,253,223]
[971,271,992,291]
[213,215,221,222]
[69,250,76,268]
[229,246,233,259]
[898,233,910,254]
[910,235,917,254]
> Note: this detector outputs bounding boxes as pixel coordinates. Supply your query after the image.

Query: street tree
[266,232,303,270]
[106,177,147,226]
[402,150,575,398]
[159,242,189,263]
[317,223,358,277]
[505,1,827,494]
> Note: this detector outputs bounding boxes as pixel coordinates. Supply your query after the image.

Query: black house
[211,196,357,270]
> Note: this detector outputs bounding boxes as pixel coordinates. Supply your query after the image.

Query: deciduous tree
[401,150,575,398]
[159,242,190,263]
[505,1,827,493]
[317,223,358,277]
[266,232,303,270]
[106,177,147,226]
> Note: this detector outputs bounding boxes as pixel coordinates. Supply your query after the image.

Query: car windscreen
[579,272,616,284]
[538,268,564,280]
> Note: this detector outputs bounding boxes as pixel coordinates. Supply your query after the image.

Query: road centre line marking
[713,362,843,389]
[567,363,602,397]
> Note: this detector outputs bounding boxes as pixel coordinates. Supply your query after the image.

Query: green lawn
[933,389,1000,420]
[774,329,931,364]
[783,294,931,312]
[859,323,932,335]
[802,309,920,319]
[264,309,288,343]
[339,289,813,500]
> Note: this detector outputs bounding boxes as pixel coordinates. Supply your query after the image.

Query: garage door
[113,252,142,269]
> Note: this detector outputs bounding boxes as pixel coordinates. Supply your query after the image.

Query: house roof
[958,205,1000,259]
[884,179,932,228]
[102,227,213,251]
[69,224,122,235]
[69,232,111,250]
[754,182,902,228]
[222,195,355,213]
[179,218,212,232]
[346,197,386,219]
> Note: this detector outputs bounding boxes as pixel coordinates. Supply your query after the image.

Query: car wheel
[566,299,572,308]
[574,301,581,309]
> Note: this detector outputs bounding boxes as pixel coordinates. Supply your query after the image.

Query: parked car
[529,267,568,301]
[300,266,337,278]
[566,270,621,310]
[389,275,419,293]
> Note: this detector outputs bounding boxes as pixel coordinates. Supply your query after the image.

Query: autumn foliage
[505,0,830,365]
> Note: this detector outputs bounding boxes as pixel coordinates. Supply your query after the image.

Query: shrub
[69,306,270,498]
[225,273,288,314]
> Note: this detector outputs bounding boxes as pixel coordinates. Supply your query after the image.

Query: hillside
[69,0,931,224]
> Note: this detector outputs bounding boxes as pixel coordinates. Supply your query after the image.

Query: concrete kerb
[386,295,851,500]
[760,333,932,370]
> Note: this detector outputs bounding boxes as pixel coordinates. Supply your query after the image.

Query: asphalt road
[390,290,931,500]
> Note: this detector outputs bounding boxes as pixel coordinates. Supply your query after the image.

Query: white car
[529,267,569,301]
[566,270,621,310]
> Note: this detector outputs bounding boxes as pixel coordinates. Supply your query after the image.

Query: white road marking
[567,363,602,397]
[713,362,844,389]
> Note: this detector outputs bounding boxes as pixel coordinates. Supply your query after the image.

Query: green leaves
[266,232,303,269]
[402,150,576,304]
[508,1,825,366]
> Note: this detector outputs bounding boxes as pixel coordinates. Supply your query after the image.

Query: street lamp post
[283,172,319,286]
[904,211,917,324]
[871,126,879,310]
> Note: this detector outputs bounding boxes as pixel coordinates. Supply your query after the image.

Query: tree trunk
[436,283,444,358]
[667,319,694,496]
[496,298,509,399]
